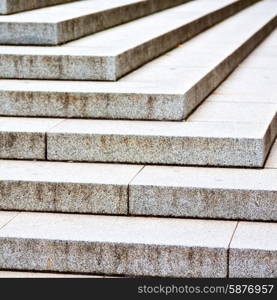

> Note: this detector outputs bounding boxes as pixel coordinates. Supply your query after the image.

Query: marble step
[0,0,75,14]
[0,0,188,45]
[0,1,275,120]
[0,0,262,80]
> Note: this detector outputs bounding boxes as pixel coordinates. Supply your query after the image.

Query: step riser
[0,238,228,277]
[0,0,75,14]
[130,188,277,221]
[47,118,276,167]
[0,181,128,215]
[0,0,188,45]
[0,0,260,80]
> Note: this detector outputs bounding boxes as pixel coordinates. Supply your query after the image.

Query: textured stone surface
[47,116,276,167]
[129,166,277,220]
[0,0,75,14]
[0,117,62,159]
[0,0,188,44]
[0,271,108,278]
[0,1,275,120]
[0,160,142,214]
[0,0,264,80]
[230,222,277,278]
[0,212,237,277]
[266,140,277,168]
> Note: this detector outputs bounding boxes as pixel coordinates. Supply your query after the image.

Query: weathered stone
[229,222,277,278]
[129,166,277,220]
[0,117,62,160]
[47,116,276,167]
[0,212,237,277]
[0,160,142,214]
[0,0,75,14]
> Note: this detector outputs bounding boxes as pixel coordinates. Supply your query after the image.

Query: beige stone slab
[0,212,237,277]
[0,160,142,214]
[230,222,277,277]
[129,166,277,221]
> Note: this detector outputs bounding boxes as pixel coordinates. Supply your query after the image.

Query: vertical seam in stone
[45,119,66,161]
[227,221,239,278]
[126,165,146,215]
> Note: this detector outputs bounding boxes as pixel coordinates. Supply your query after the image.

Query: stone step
[1,1,275,120]
[0,159,276,220]
[0,0,263,80]
[229,222,277,278]
[0,111,275,166]
[0,160,143,214]
[0,211,275,277]
[130,165,277,221]
[0,211,237,277]
[0,0,75,14]
[0,0,188,45]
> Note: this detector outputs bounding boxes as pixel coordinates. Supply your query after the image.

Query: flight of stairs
[0,0,276,278]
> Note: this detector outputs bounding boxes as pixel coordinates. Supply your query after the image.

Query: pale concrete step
[0,1,275,120]
[0,211,237,277]
[0,160,143,214]
[229,222,277,278]
[0,0,263,80]
[129,166,277,221]
[0,112,275,166]
[0,0,188,45]
[0,0,75,14]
